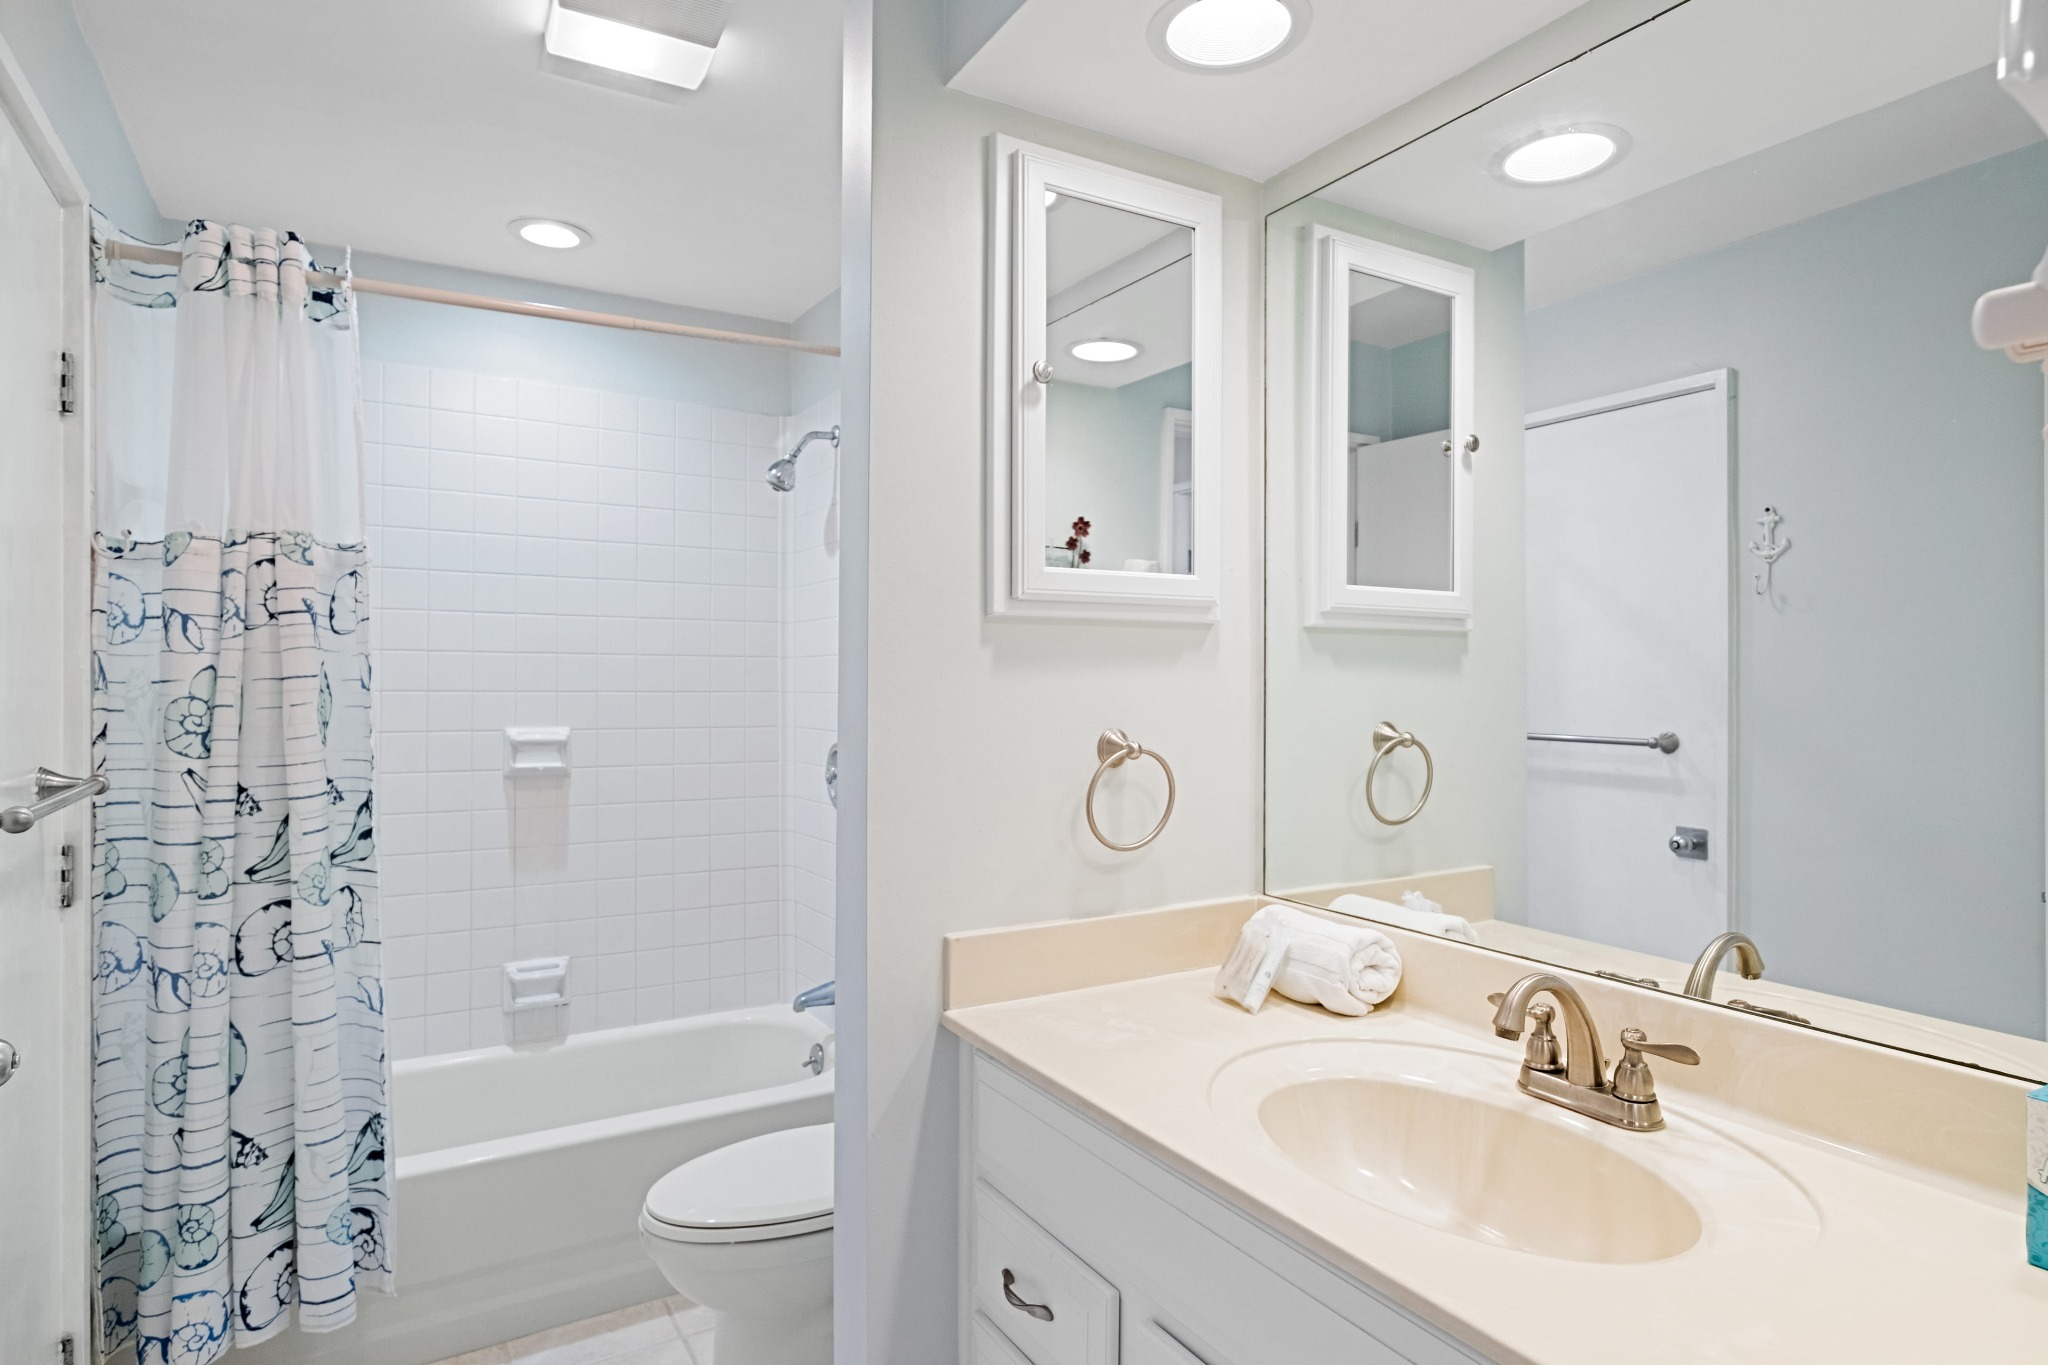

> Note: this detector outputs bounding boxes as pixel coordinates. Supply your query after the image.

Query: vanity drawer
[972,1177,1121,1365]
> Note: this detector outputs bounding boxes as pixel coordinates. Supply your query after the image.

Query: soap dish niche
[503,956,570,1012]
[505,726,571,775]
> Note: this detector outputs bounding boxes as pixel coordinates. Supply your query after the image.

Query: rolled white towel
[1214,904,1403,1017]
[1327,893,1479,944]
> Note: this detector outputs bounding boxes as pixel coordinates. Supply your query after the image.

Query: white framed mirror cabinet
[986,135,1224,620]
[1304,226,1477,630]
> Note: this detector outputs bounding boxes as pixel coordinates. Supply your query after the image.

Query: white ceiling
[1321,0,2008,269]
[1348,274,1451,350]
[72,0,842,323]
[948,0,1591,182]
[1522,68,2042,308]
[1047,198,1191,387]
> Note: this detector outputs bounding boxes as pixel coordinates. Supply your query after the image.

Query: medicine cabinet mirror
[1305,228,1475,629]
[988,136,1223,620]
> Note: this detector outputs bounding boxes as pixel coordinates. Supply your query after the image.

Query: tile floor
[429,1296,714,1365]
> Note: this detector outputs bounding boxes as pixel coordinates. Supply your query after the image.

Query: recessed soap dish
[504,726,570,775]
[503,956,570,1012]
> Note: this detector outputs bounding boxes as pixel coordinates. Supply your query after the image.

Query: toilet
[639,1122,834,1365]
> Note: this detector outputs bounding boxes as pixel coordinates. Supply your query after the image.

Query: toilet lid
[644,1122,834,1241]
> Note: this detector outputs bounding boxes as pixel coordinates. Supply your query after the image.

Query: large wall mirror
[1264,0,2048,1081]
[988,136,1223,620]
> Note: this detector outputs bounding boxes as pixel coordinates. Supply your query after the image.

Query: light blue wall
[1347,342,1392,438]
[343,252,837,416]
[1044,362,1192,569]
[0,0,171,238]
[1526,141,2048,1037]
[1390,331,1451,440]
[1348,332,1451,440]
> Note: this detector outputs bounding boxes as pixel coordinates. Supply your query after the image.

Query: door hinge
[58,843,77,909]
[59,352,76,414]
[59,1334,76,1365]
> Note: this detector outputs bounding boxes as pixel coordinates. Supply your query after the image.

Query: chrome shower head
[766,425,841,492]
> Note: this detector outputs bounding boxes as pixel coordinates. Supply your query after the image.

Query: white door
[0,69,92,1365]
[1524,375,1732,962]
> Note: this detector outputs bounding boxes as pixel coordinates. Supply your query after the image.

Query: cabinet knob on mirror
[1031,360,1054,384]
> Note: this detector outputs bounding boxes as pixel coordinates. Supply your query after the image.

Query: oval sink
[1258,1076,1701,1263]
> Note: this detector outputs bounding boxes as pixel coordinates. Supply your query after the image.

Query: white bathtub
[238,1005,834,1365]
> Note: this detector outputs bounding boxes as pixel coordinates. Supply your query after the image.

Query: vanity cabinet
[960,1050,1492,1365]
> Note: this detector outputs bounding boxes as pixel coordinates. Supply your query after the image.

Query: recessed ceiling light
[1491,126,1630,186]
[512,218,591,250]
[543,0,731,92]
[1072,339,1141,363]
[1148,0,1310,73]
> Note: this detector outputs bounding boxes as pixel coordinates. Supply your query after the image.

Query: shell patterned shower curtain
[90,222,391,1365]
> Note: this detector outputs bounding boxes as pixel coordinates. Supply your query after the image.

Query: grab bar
[1,768,109,834]
[1528,731,1680,754]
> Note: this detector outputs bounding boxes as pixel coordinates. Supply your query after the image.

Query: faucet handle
[1522,1003,1563,1073]
[1618,1027,1699,1066]
[1611,1027,1698,1106]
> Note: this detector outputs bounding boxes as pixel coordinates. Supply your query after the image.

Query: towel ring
[1086,728,1176,852]
[1365,721,1433,826]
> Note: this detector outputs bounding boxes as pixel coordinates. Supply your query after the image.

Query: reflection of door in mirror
[1346,270,1452,590]
[1524,378,1731,963]
[1043,195,1195,574]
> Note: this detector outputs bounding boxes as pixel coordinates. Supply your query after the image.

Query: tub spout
[792,980,835,1012]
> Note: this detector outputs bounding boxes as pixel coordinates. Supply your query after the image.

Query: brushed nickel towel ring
[1365,721,1433,826]
[1086,728,1176,852]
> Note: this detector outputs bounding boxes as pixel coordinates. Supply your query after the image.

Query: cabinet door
[975,1312,1040,1365]
[1130,1321,1215,1365]
[972,1178,1120,1365]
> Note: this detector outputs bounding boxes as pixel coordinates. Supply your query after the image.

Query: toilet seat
[641,1122,834,1245]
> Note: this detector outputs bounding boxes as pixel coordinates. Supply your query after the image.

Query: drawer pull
[1001,1268,1055,1322]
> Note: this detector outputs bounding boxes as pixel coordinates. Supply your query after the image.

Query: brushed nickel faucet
[1684,932,1764,1000]
[1489,973,1700,1132]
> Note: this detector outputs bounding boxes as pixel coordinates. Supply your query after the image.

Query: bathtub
[238,1004,834,1365]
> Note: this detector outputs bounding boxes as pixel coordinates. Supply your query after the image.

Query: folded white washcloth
[1214,904,1403,1017]
[1327,893,1480,944]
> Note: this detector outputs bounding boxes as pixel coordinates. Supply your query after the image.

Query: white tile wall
[362,360,825,1060]
[781,393,841,993]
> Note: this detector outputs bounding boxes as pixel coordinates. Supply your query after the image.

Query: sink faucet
[1489,973,1700,1132]
[1684,932,1764,1000]
[792,980,835,1012]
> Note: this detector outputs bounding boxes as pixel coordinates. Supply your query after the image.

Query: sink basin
[1257,1077,1700,1263]
[1211,1037,1818,1265]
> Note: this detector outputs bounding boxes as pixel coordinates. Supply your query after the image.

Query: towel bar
[1085,729,1176,852]
[1,768,108,835]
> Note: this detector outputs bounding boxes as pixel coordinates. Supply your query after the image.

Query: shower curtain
[90,222,391,1365]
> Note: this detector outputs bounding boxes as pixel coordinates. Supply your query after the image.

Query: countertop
[945,966,2048,1364]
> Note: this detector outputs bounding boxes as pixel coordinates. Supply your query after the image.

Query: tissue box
[2031,1084,2048,1271]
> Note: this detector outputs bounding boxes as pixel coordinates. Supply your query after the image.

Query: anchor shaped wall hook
[1748,505,1791,595]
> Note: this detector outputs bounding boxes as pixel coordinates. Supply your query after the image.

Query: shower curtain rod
[99,240,841,357]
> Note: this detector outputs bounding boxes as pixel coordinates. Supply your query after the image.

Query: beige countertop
[943,917,2048,1365]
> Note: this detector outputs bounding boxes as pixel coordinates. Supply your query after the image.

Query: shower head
[766,424,840,492]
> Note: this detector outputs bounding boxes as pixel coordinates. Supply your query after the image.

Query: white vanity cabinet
[960,1050,1493,1365]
